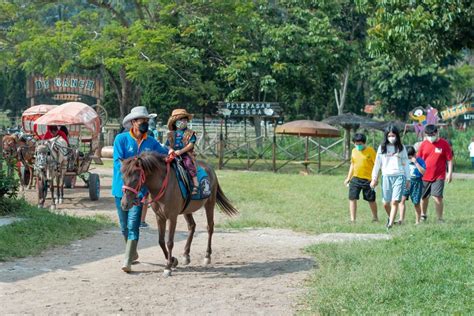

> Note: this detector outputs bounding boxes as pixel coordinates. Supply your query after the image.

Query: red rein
[122,154,174,206]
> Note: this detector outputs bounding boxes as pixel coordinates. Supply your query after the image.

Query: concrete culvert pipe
[101,146,114,158]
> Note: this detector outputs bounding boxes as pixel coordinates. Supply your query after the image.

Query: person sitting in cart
[42,125,69,145]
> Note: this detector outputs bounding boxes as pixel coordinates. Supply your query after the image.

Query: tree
[366,0,473,118]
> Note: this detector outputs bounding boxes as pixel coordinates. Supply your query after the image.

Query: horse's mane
[121,152,167,176]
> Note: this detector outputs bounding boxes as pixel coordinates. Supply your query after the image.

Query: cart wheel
[64,175,75,188]
[88,173,100,201]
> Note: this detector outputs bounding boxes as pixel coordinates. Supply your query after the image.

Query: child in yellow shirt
[344,133,378,223]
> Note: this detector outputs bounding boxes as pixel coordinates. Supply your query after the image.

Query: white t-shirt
[469,142,474,157]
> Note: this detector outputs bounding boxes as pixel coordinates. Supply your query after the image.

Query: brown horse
[2,134,35,189]
[121,152,238,276]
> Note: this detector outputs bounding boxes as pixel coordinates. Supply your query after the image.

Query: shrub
[0,158,19,199]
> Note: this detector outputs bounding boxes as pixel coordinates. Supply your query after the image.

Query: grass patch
[216,171,473,314]
[303,225,473,314]
[0,198,113,261]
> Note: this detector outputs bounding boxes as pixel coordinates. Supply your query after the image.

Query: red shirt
[417,138,452,181]
[42,130,69,145]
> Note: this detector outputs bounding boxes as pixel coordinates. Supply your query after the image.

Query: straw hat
[122,106,157,129]
[167,109,193,130]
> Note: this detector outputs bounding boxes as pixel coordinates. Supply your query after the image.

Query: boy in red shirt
[417,125,453,222]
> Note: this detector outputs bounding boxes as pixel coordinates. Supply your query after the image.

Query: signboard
[26,74,104,100]
[441,103,474,120]
[218,102,282,118]
[458,112,474,122]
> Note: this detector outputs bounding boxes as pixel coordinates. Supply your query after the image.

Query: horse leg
[58,168,64,204]
[37,176,43,208]
[50,173,56,210]
[182,214,196,265]
[156,214,168,261]
[203,200,215,265]
[163,216,178,277]
[28,166,34,190]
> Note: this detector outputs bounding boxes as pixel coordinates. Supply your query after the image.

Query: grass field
[216,170,474,314]
[0,199,113,261]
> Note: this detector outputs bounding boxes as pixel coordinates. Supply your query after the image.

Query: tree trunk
[335,66,350,115]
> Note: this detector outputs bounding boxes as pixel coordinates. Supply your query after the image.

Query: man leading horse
[112,106,170,272]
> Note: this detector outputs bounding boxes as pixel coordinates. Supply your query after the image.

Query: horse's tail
[216,182,239,217]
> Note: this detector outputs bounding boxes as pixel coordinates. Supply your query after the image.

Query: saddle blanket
[174,164,211,200]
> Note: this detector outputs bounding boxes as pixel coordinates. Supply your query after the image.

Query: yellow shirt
[351,146,376,181]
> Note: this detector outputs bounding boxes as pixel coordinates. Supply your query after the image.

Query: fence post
[218,120,224,170]
[318,137,321,173]
[0,133,3,172]
[272,122,277,172]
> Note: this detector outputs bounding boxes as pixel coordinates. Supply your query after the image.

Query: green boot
[123,236,139,263]
[122,240,138,273]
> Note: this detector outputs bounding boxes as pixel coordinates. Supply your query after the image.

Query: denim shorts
[382,175,406,203]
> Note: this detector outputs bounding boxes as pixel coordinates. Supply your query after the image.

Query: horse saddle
[173,158,211,201]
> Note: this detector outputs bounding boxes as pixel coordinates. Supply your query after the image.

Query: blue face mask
[355,144,365,151]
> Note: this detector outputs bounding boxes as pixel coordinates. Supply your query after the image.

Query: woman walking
[371,125,410,229]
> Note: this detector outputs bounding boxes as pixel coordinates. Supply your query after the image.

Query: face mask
[176,120,187,129]
[355,144,365,151]
[427,136,437,143]
[388,136,397,144]
[138,122,149,134]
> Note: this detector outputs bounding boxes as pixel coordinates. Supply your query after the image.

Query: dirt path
[0,167,389,315]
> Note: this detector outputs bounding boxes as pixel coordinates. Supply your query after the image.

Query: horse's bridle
[122,154,175,206]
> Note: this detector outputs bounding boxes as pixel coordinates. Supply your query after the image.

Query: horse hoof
[172,257,179,268]
[163,269,172,277]
[203,257,211,265]
[59,198,63,204]
[182,255,191,265]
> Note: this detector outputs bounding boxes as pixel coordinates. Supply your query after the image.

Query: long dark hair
[381,125,404,154]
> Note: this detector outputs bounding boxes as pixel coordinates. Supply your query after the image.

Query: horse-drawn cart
[34,102,102,201]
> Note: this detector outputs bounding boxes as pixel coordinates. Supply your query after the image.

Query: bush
[0,158,19,199]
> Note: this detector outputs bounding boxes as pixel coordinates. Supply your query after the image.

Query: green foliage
[0,160,18,199]
[0,0,472,122]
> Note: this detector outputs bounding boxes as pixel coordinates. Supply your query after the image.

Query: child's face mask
[176,119,188,129]
[355,144,365,151]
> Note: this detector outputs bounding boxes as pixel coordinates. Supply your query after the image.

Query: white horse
[35,136,70,209]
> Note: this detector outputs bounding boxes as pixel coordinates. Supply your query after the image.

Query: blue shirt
[165,128,197,150]
[112,131,168,198]
[409,157,426,179]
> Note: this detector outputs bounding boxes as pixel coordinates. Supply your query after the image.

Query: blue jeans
[471,157,474,169]
[115,197,142,241]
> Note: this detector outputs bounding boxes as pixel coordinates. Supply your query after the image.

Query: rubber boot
[123,236,139,263]
[122,240,138,273]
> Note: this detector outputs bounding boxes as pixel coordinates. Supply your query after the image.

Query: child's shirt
[408,157,426,180]
[166,128,197,150]
[372,144,410,179]
[351,146,376,181]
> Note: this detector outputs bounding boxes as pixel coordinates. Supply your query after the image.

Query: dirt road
[0,166,389,314]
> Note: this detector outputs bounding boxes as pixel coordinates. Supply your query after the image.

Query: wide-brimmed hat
[122,106,157,129]
[167,109,193,130]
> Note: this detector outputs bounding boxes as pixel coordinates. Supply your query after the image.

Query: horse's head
[35,143,50,170]
[2,134,18,159]
[121,156,146,211]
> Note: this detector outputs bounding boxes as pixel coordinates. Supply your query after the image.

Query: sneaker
[437,218,445,223]
[371,218,379,223]
[140,221,149,228]
[421,214,427,221]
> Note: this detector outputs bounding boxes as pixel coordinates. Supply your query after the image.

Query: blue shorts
[403,178,423,205]
[382,175,406,203]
